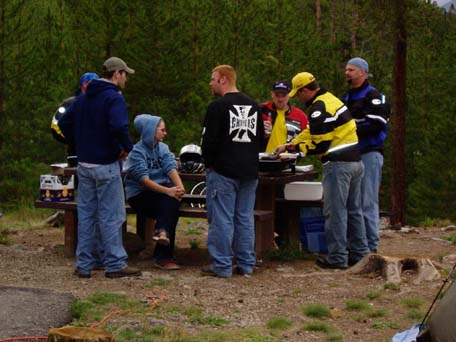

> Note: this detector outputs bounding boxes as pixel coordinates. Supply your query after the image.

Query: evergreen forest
[0,0,454,225]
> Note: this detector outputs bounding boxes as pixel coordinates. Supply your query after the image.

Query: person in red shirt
[260,81,308,153]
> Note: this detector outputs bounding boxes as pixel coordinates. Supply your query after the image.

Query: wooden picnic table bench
[34,195,273,258]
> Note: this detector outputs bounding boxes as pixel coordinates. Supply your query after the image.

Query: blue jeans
[206,169,258,277]
[361,152,383,252]
[76,162,128,274]
[322,161,369,266]
[128,187,180,263]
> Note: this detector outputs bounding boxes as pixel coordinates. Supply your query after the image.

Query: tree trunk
[349,254,440,284]
[391,0,407,225]
[316,0,322,33]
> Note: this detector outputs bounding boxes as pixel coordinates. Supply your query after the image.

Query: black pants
[128,189,180,262]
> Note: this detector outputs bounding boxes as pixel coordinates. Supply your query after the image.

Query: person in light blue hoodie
[125,114,185,270]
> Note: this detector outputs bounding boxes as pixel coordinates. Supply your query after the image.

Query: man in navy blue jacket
[59,57,141,279]
[342,57,390,255]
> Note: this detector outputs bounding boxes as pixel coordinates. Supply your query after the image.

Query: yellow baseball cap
[289,72,315,97]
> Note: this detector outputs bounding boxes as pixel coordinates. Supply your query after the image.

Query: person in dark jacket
[51,72,98,166]
[342,57,390,253]
[201,64,264,277]
[58,57,141,279]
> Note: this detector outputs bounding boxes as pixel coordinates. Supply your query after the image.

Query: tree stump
[48,326,113,342]
[348,254,441,284]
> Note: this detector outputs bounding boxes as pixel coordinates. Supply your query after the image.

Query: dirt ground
[1,218,455,341]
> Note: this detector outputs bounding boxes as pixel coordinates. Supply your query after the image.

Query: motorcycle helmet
[51,96,77,143]
[179,144,204,174]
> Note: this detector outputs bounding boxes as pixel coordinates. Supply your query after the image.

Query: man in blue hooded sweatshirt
[125,115,185,270]
[58,57,141,279]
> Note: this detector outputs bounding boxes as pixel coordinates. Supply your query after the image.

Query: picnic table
[36,166,318,257]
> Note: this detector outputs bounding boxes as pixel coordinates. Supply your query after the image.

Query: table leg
[64,210,77,257]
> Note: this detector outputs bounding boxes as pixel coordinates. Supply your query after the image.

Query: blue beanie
[79,72,99,87]
[347,57,369,73]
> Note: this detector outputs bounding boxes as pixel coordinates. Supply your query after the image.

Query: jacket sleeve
[292,101,331,155]
[108,95,134,152]
[160,143,178,176]
[201,101,221,168]
[356,90,390,139]
[125,147,149,183]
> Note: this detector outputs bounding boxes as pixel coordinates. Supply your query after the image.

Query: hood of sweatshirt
[134,114,162,147]
[85,79,119,96]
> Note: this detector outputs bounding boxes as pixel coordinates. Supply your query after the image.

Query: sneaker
[154,261,181,270]
[105,267,142,278]
[315,257,348,270]
[200,265,230,278]
[73,269,91,278]
[153,231,170,246]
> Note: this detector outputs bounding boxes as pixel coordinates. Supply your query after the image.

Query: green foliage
[444,234,456,245]
[371,321,400,330]
[400,297,424,309]
[303,322,333,333]
[302,304,330,319]
[266,317,293,331]
[384,282,401,291]
[0,0,455,223]
[345,300,370,312]
[366,291,383,300]
[189,239,200,249]
[145,278,173,288]
[406,310,424,320]
[268,246,314,261]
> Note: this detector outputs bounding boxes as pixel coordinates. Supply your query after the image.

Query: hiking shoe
[315,257,347,270]
[233,266,253,276]
[105,267,142,278]
[153,231,170,246]
[200,265,230,278]
[73,269,91,278]
[154,261,181,270]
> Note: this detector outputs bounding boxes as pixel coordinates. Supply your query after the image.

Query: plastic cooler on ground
[300,207,327,254]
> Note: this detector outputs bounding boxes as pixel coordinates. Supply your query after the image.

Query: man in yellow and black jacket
[276,72,369,269]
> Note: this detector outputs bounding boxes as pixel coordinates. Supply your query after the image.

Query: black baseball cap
[272,81,290,94]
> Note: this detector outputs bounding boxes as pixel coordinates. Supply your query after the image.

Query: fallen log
[48,326,113,342]
[348,254,441,284]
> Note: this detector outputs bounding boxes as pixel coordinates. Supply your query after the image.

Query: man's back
[202,92,263,179]
[60,79,132,165]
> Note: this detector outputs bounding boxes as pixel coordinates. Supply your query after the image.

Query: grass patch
[384,282,401,291]
[144,278,173,287]
[303,322,333,333]
[326,333,344,342]
[183,227,204,235]
[266,317,292,331]
[366,290,383,300]
[345,300,370,312]
[0,231,12,245]
[267,246,314,261]
[371,321,400,329]
[367,308,387,318]
[443,234,456,245]
[189,239,200,249]
[302,304,330,318]
[400,297,424,309]
[420,217,453,227]
[406,310,424,320]
[71,292,146,323]
[157,305,228,327]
